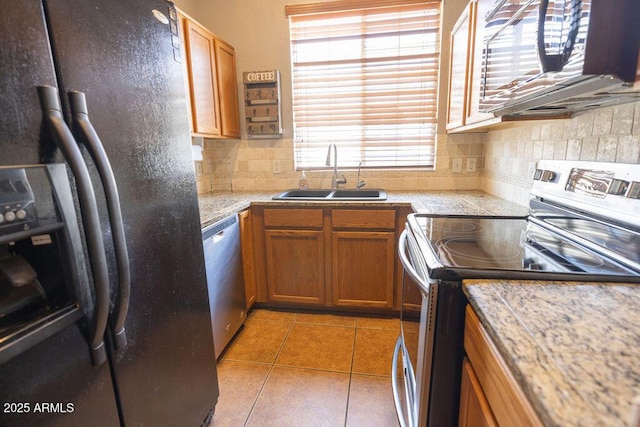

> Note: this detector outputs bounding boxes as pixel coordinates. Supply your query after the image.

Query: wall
[183,0,484,193]
[176,0,640,198]
[482,102,640,206]
[172,0,197,16]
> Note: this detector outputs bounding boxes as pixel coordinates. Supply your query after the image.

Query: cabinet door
[265,230,325,305]
[446,2,472,130]
[464,307,543,427]
[184,19,221,136]
[465,0,495,125]
[214,38,241,138]
[459,358,497,427]
[177,12,193,133]
[331,231,395,308]
[239,209,256,310]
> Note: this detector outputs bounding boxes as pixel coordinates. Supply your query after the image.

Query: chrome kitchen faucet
[325,144,347,189]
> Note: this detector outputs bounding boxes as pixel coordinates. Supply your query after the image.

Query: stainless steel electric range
[393,160,640,427]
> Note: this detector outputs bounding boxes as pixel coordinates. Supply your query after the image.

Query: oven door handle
[392,336,410,427]
[399,269,419,403]
[398,229,428,290]
[537,0,582,72]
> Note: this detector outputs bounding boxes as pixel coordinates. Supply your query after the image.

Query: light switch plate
[272,160,282,174]
[452,158,462,173]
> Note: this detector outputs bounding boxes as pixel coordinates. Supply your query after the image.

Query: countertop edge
[198,190,528,230]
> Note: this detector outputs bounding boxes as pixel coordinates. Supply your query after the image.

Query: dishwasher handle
[210,229,225,243]
[202,214,238,241]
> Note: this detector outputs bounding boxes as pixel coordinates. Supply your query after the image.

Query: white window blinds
[286,0,441,170]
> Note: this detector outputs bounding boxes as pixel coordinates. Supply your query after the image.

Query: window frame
[286,0,442,171]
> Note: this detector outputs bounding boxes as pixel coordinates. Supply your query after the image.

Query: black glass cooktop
[410,214,640,280]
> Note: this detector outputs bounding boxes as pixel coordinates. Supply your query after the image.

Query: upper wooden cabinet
[445,1,561,133]
[446,0,498,133]
[446,2,472,130]
[183,17,220,136]
[178,10,240,139]
[213,39,241,138]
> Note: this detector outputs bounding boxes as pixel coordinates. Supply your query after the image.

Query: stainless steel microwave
[479,0,640,117]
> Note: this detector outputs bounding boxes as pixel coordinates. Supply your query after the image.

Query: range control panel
[530,160,640,229]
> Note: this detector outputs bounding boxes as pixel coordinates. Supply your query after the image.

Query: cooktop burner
[405,161,640,282]
[428,218,482,233]
[435,237,525,269]
[410,215,637,279]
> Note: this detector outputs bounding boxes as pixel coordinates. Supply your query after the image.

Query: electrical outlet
[467,157,477,173]
[452,158,462,173]
[527,162,537,181]
[272,160,282,174]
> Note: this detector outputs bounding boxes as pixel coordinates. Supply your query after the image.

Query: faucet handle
[356,161,364,190]
[336,174,347,188]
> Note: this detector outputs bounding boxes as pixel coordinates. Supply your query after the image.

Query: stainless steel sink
[273,189,386,201]
[331,189,385,199]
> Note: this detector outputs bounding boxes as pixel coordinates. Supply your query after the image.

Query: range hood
[491,75,640,118]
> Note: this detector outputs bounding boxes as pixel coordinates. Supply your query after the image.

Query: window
[286,0,441,170]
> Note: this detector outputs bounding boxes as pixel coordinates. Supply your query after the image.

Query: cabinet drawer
[331,209,395,230]
[464,306,542,427]
[264,208,323,228]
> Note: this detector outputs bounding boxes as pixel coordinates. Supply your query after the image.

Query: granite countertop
[464,280,640,427]
[197,190,528,229]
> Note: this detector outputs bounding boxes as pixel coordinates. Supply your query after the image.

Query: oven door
[393,229,438,427]
[481,0,589,112]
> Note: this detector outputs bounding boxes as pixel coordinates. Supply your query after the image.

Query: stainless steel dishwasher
[202,214,246,359]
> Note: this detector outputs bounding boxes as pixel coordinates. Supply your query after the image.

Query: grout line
[233,310,399,426]
[242,312,298,427]
[344,322,359,427]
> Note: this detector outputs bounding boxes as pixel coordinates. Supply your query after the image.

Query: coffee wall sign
[243,70,283,138]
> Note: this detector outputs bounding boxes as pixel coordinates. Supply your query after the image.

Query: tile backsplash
[194,100,640,203]
[196,132,485,193]
[482,101,640,206]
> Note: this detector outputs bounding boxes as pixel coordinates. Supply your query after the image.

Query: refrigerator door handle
[68,91,130,351]
[37,86,109,366]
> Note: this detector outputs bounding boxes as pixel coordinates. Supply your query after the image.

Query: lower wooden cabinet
[331,231,395,308]
[462,306,543,427]
[239,209,256,309]
[265,229,325,304]
[459,358,497,427]
[250,205,408,311]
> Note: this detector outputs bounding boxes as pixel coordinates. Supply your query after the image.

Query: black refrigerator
[0,0,219,426]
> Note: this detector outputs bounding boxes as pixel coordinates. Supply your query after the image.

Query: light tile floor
[209,309,401,427]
